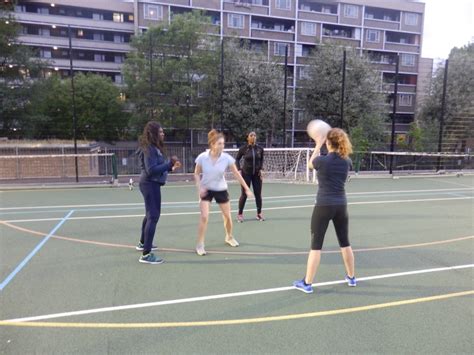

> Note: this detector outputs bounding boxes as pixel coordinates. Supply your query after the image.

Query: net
[0,153,117,181]
[224,148,474,182]
[224,148,312,182]
[353,151,473,176]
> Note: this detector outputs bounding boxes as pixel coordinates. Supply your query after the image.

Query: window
[405,13,418,26]
[274,42,287,56]
[128,14,134,22]
[366,29,380,43]
[298,66,310,80]
[113,13,124,23]
[39,28,50,37]
[301,22,316,36]
[77,29,84,37]
[344,5,358,18]
[92,13,103,21]
[401,54,416,66]
[94,54,105,62]
[144,5,162,20]
[399,94,413,106]
[115,74,123,84]
[228,14,244,28]
[322,5,332,14]
[40,49,51,58]
[114,35,124,43]
[93,33,104,41]
[37,7,49,15]
[114,55,124,63]
[15,5,26,12]
[276,0,291,10]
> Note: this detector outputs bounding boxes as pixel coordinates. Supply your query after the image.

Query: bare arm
[230,163,254,197]
[308,141,325,170]
[194,164,205,199]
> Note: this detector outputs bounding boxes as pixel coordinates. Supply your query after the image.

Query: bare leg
[197,200,210,246]
[340,246,355,278]
[304,250,322,284]
[218,201,233,239]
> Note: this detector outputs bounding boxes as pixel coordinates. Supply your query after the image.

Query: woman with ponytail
[293,128,356,293]
[194,129,254,256]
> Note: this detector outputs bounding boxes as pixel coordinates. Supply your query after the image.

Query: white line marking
[2,196,472,223]
[0,188,472,211]
[4,264,473,323]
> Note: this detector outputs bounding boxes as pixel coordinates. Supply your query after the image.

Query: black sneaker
[139,253,164,264]
[136,242,158,251]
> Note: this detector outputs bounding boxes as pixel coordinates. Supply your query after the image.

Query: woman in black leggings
[236,131,265,222]
[136,121,181,264]
[293,128,356,293]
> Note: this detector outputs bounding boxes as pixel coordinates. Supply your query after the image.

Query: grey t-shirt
[195,151,236,191]
[313,152,352,206]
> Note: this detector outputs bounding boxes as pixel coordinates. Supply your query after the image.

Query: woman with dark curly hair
[136,121,181,264]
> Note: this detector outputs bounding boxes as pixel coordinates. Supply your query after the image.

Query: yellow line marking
[1,221,473,256]
[0,290,472,329]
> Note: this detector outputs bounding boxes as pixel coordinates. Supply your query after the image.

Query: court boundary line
[0,187,472,211]
[2,196,472,223]
[2,264,472,323]
[0,210,74,291]
[1,221,472,256]
[0,290,472,328]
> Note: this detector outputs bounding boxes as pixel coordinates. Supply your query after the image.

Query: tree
[219,40,287,145]
[25,73,129,141]
[0,2,45,137]
[123,11,219,134]
[417,43,474,152]
[298,45,388,151]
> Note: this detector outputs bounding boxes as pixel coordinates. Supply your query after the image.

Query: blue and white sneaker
[139,253,164,264]
[345,275,357,287]
[136,242,158,251]
[293,279,313,294]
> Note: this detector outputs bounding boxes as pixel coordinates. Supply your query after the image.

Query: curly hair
[139,121,165,153]
[326,128,353,159]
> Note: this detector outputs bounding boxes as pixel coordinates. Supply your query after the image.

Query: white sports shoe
[225,237,240,247]
[196,244,207,256]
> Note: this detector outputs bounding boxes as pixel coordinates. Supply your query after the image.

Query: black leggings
[311,205,350,250]
[139,182,162,254]
[238,172,262,214]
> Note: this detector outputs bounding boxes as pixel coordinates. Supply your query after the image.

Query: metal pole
[389,54,399,175]
[68,25,79,183]
[437,59,449,171]
[149,31,154,120]
[340,50,346,129]
[283,44,288,147]
[220,38,224,130]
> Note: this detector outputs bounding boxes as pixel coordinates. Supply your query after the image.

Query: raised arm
[308,141,325,170]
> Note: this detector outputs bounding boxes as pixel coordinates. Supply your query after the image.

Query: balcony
[251,17,295,41]
[364,18,400,30]
[383,84,417,93]
[14,11,134,32]
[385,42,420,53]
[322,25,360,47]
[49,58,122,72]
[251,28,294,41]
[224,0,269,15]
[192,0,221,10]
[298,1,337,23]
[18,35,131,52]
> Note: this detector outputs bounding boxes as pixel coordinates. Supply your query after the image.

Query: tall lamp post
[68,25,79,182]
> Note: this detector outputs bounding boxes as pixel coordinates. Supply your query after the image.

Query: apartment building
[13,0,134,84]
[12,0,425,141]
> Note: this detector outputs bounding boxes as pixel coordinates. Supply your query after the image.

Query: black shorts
[311,204,350,250]
[201,190,230,204]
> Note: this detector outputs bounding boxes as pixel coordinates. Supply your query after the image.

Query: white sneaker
[225,237,240,247]
[196,244,207,256]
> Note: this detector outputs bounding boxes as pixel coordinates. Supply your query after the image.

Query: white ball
[307,119,331,143]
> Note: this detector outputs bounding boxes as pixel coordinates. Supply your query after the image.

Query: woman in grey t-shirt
[194,129,253,256]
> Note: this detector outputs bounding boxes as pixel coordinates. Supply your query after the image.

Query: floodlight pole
[340,49,346,129]
[283,44,288,147]
[389,54,399,175]
[68,25,79,183]
[437,59,449,171]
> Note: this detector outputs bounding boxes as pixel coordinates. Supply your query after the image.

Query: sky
[421,0,474,60]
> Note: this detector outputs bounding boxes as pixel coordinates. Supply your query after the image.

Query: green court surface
[0,176,473,354]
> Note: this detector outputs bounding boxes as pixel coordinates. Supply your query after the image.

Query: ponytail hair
[208,129,224,148]
[326,128,352,159]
